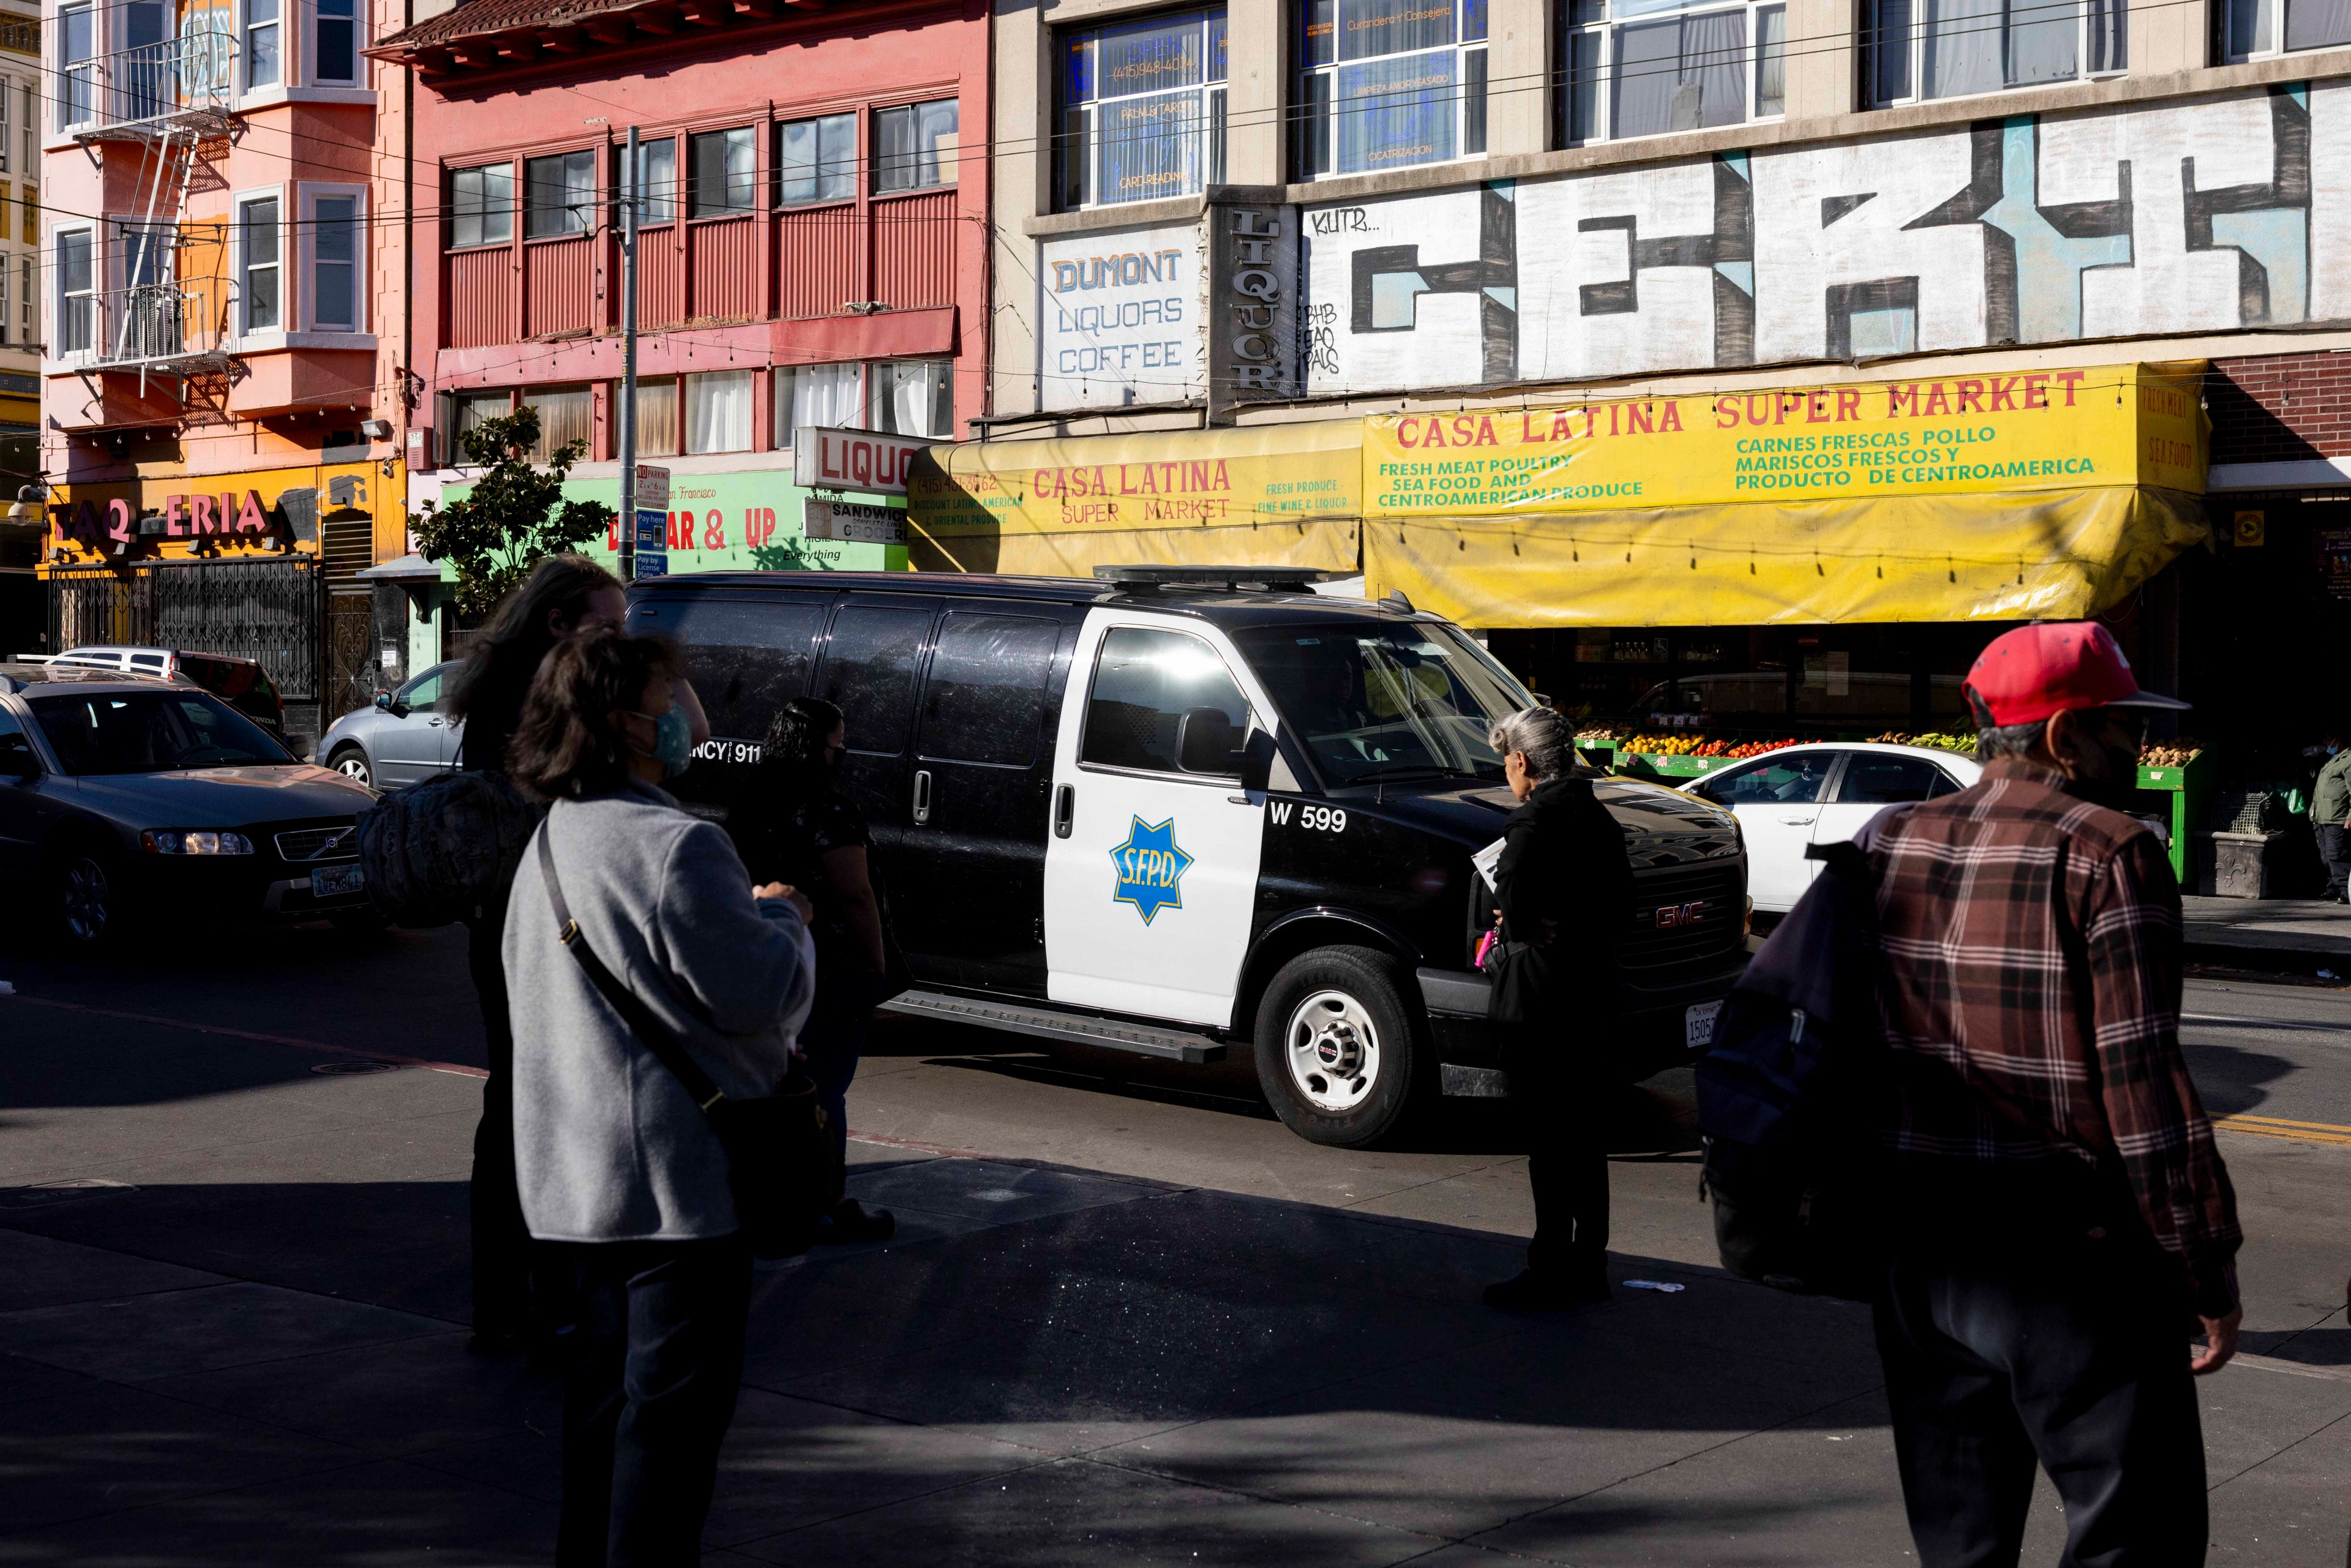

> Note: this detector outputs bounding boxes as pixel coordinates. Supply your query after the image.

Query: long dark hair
[507,628,680,801]
[758,697,845,797]
[447,553,623,724]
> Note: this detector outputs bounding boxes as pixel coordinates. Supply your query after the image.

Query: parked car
[43,645,289,740]
[0,663,375,946]
[315,661,464,789]
[1678,742,1982,912]
[631,568,1750,1148]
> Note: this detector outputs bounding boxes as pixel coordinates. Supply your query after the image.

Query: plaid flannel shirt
[1865,757,2241,1316]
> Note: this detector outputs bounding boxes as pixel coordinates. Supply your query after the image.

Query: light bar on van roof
[1094,565,1356,592]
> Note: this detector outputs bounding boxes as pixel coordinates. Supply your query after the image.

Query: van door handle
[1053,782,1074,839]
[912,768,932,825]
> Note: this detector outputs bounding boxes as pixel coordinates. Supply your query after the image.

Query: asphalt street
[1,924,2347,1564]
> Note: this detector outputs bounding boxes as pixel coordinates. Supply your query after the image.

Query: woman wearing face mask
[504,628,813,1567]
[733,697,895,1243]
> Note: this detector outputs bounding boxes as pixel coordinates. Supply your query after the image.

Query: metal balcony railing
[58,32,237,140]
[59,282,241,377]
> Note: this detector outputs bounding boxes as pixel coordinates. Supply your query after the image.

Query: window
[874,98,959,193]
[814,605,934,763]
[0,261,10,347]
[523,386,593,462]
[1,64,13,171]
[633,377,680,457]
[20,256,32,345]
[1082,626,1253,776]
[1835,753,1959,805]
[58,229,94,354]
[2219,0,2339,56]
[20,187,32,243]
[60,3,95,127]
[310,193,359,330]
[444,389,511,463]
[1057,10,1226,209]
[315,0,358,82]
[392,664,444,711]
[20,83,32,172]
[689,126,757,218]
[684,369,752,454]
[1690,752,1837,806]
[0,184,12,241]
[246,0,280,88]
[451,164,514,248]
[524,149,596,239]
[1299,0,1486,178]
[1865,0,2121,103]
[239,195,279,332]
[1562,0,1783,143]
[869,358,953,440]
[777,112,855,205]
[662,598,826,741]
[631,137,677,225]
[122,0,168,121]
[1231,623,1522,786]
[774,362,862,450]
[920,613,1062,768]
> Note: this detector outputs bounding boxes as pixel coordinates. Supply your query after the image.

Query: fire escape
[62,30,246,426]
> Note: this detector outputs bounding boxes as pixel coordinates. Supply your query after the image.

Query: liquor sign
[793,426,929,498]
[803,499,909,546]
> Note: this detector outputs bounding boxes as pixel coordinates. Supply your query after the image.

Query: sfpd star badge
[1109,816,1192,925]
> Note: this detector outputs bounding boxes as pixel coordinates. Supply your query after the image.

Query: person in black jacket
[1481,704,1635,1311]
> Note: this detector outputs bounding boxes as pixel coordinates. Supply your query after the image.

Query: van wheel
[1253,946,1423,1148]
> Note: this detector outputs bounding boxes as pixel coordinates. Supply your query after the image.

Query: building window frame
[312,0,361,84]
[1862,0,2124,107]
[1056,8,1228,211]
[302,183,366,334]
[523,147,599,241]
[873,97,961,194]
[1298,0,1489,179]
[448,161,516,250]
[868,356,954,439]
[58,1,97,130]
[688,125,759,220]
[1559,0,1788,146]
[629,135,680,227]
[241,0,282,91]
[233,184,286,338]
[776,110,857,208]
[54,224,97,359]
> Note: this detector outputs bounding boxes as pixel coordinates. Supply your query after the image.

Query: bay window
[875,99,959,192]
[774,362,863,450]
[59,3,94,128]
[1864,0,2121,103]
[1057,9,1227,210]
[690,127,757,219]
[58,229,95,356]
[1562,0,1782,144]
[1299,0,1487,178]
[309,192,360,331]
[245,0,280,89]
[778,112,855,206]
[524,149,596,239]
[315,0,359,83]
[238,195,280,332]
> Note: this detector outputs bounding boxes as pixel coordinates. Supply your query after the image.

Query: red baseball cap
[1962,622,2190,727]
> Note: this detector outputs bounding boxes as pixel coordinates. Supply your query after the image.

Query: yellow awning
[906,421,1362,577]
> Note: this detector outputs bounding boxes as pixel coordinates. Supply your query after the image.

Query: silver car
[315,661,465,789]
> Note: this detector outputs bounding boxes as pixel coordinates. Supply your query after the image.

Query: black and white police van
[629,566,1749,1148]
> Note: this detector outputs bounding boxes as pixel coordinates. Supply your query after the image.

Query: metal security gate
[46,559,326,740]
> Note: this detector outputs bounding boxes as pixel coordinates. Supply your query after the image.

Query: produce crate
[1575,738,1619,768]
[2133,749,2214,887]
[1618,751,1743,779]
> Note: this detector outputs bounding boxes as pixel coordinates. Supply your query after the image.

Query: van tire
[1253,945,1423,1148]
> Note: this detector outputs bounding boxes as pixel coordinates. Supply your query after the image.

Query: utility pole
[618,124,639,579]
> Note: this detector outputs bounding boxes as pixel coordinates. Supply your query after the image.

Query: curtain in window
[525,387,593,463]
[1334,50,1458,173]
[876,100,959,192]
[1099,91,1206,203]
[635,379,679,457]
[775,362,863,449]
[1338,0,1455,59]
[449,391,509,463]
[871,359,951,439]
[2285,0,2351,47]
[2085,0,2124,68]
[1870,0,1915,100]
[2006,0,2079,83]
[685,370,752,455]
[1613,10,1745,138]
[1756,5,1787,114]
[778,113,855,205]
[634,139,677,224]
[1922,0,2003,97]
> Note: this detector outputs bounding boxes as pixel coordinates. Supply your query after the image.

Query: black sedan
[0,664,377,947]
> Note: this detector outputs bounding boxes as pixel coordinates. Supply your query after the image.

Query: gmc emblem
[1655,899,1708,929]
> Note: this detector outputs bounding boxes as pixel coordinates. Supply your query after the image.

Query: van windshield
[1232,623,1533,786]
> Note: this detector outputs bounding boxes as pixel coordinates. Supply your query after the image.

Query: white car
[1676,742,1982,912]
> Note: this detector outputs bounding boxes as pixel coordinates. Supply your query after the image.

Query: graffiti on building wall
[1303,81,2331,397]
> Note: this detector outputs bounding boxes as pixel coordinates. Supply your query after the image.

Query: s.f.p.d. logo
[1109,816,1191,925]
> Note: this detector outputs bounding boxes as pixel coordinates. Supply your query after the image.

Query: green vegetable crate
[2133,749,2214,888]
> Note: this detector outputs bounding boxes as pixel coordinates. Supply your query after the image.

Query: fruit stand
[2135,743,2212,887]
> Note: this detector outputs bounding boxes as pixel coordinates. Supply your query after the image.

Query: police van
[628,566,1749,1148]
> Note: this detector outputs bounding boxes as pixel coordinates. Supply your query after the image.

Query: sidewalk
[2184,895,2351,969]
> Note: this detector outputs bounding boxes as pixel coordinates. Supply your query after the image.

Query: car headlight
[141,830,255,855]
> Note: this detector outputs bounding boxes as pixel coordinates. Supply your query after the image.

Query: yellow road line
[2214,1114,2351,1147]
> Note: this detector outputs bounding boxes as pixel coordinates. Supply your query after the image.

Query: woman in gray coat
[504,628,814,1567]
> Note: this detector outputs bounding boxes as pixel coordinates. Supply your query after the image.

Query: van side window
[1081,626,1251,777]
[920,612,1060,768]
[817,605,934,756]
[662,598,825,741]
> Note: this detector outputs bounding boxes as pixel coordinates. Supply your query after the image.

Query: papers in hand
[1472,835,1505,893]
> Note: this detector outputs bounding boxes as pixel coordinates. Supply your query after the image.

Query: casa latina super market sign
[1363,363,2207,517]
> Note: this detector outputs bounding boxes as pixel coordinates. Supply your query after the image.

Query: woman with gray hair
[1480,705,1634,1311]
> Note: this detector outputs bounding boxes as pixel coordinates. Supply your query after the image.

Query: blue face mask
[629,703,694,780]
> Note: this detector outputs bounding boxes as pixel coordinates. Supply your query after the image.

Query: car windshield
[1232,622,1534,786]
[29,689,293,775]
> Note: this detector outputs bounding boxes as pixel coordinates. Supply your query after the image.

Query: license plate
[1685,1000,1723,1049]
[312,863,366,898]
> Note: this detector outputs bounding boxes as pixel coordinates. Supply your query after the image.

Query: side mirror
[1177,708,1237,775]
[373,691,393,711]
[0,741,38,780]
[1237,729,1276,794]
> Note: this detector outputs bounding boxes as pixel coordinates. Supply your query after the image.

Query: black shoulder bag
[537,829,840,1259]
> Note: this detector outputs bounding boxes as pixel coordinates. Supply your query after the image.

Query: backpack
[1695,833,1895,1301]
[354,769,542,928]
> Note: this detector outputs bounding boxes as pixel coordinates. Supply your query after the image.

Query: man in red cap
[1862,620,2240,1567]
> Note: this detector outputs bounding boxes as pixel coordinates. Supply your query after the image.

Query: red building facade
[372,0,988,593]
